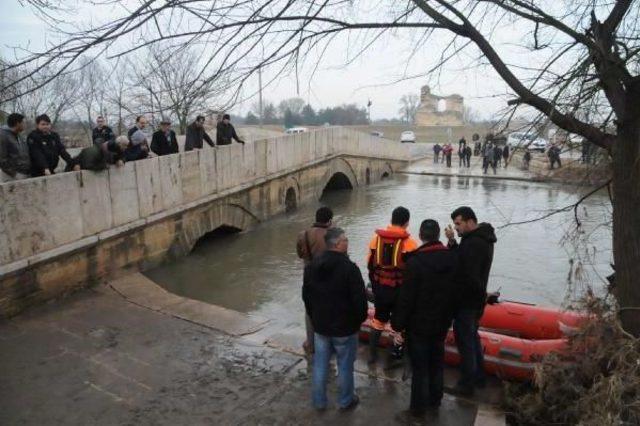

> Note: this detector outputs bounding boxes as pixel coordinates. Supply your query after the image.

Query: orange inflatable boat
[480,300,586,339]
[359,301,588,381]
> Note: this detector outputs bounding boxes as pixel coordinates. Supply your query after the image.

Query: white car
[507,132,548,152]
[400,130,416,143]
[285,127,308,134]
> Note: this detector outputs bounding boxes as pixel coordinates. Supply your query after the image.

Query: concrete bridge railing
[0,127,428,276]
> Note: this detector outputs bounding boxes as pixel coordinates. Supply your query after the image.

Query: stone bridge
[0,127,428,317]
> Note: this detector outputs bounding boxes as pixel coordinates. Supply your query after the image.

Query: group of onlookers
[298,205,496,420]
[0,112,244,183]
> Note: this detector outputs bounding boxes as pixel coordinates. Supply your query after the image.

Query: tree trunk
[612,116,640,336]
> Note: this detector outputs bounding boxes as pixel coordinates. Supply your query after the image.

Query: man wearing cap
[151,119,179,156]
[185,115,215,151]
[216,114,245,146]
[391,219,459,419]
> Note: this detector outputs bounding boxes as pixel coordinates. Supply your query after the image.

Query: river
[146,174,612,331]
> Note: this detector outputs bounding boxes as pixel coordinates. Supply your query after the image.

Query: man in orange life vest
[367,206,418,365]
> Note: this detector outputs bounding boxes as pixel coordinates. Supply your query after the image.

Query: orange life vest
[370,228,410,288]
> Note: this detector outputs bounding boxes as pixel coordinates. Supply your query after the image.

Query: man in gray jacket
[0,113,30,183]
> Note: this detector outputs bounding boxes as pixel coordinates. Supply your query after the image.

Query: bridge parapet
[0,127,428,275]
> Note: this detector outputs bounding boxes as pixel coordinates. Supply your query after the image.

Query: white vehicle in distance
[400,130,416,143]
[285,127,308,135]
[506,132,548,152]
[370,131,384,138]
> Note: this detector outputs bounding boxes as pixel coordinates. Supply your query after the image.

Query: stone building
[414,85,464,126]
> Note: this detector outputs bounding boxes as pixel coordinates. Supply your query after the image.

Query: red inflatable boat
[359,301,588,381]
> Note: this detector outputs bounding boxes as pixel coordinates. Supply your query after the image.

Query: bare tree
[2,1,639,334]
[398,93,420,124]
[2,61,79,125]
[75,58,107,140]
[104,62,135,135]
[129,44,231,134]
[278,97,306,118]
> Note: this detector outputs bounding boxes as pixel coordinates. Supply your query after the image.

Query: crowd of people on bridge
[298,205,496,420]
[0,112,244,184]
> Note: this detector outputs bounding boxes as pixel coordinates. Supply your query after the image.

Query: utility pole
[258,67,264,128]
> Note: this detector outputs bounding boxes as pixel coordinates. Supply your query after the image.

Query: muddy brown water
[146,174,612,332]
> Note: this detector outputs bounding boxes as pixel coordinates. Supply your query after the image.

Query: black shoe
[427,400,441,410]
[340,395,359,411]
[394,410,425,424]
[452,384,474,397]
[368,330,382,364]
[475,378,487,389]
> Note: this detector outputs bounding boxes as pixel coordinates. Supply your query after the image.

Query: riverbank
[404,151,610,185]
[0,273,505,425]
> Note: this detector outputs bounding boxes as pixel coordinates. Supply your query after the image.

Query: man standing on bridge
[0,113,31,182]
[445,206,496,396]
[216,114,245,146]
[185,115,216,151]
[92,116,115,145]
[296,206,334,355]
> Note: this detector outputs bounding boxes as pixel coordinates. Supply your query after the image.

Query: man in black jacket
[216,114,245,146]
[392,220,459,418]
[151,120,179,156]
[445,206,497,396]
[127,115,148,141]
[303,227,367,411]
[184,115,215,151]
[27,114,78,176]
[92,116,115,145]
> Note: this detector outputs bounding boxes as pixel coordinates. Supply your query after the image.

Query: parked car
[506,132,548,152]
[285,127,308,135]
[400,130,416,143]
[370,131,384,138]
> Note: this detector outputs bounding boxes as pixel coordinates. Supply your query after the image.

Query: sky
[1,1,525,121]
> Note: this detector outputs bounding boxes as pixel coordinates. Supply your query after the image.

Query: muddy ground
[0,285,497,425]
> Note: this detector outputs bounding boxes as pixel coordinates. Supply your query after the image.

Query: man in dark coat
[464,145,472,168]
[392,219,459,419]
[184,115,215,151]
[127,115,148,141]
[92,116,115,145]
[445,206,497,396]
[433,143,441,163]
[151,119,179,156]
[125,129,150,162]
[70,136,129,171]
[0,113,31,182]
[502,145,510,168]
[303,227,367,411]
[216,114,245,146]
[27,114,78,176]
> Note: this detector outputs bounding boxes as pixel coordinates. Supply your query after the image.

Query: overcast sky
[2,1,521,120]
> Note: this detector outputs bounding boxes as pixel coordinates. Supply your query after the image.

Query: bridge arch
[318,158,358,198]
[170,202,260,257]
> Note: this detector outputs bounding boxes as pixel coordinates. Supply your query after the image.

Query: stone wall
[0,127,429,317]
